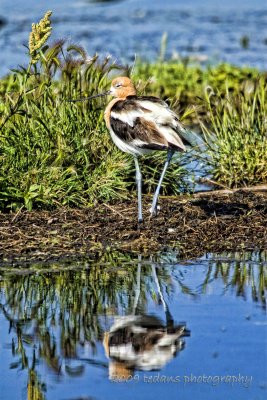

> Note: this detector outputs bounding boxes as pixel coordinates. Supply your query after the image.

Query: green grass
[0,12,266,211]
[0,39,187,211]
[200,78,267,187]
[134,60,267,188]
[133,60,262,121]
[0,46,125,210]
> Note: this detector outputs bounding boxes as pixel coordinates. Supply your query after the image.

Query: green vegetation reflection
[0,250,266,399]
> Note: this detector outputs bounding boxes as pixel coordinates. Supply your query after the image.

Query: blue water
[0,251,266,400]
[0,0,267,76]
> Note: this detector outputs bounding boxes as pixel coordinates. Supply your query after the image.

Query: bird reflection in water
[103,262,190,380]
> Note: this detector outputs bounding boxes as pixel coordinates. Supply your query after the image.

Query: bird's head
[67,76,136,103]
[109,77,136,98]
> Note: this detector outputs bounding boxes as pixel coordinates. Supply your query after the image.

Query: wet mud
[0,190,266,265]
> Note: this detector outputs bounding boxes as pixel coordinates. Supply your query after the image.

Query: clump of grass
[199,79,267,187]
[0,12,188,211]
[134,58,267,188]
[133,60,261,122]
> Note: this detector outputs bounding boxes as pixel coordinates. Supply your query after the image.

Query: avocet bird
[72,77,190,222]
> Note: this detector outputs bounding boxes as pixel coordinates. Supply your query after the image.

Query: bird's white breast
[109,127,152,155]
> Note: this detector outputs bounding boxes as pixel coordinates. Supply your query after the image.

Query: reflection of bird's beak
[67,90,111,102]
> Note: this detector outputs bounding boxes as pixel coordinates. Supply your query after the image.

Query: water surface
[0,0,267,76]
[0,250,266,399]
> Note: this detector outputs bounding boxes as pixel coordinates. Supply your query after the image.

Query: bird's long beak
[67,90,111,102]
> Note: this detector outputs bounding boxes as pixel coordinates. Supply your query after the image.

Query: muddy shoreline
[0,190,266,266]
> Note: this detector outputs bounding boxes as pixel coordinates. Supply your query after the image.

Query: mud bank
[0,190,266,265]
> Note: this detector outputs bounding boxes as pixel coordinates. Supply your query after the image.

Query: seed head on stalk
[29,11,52,64]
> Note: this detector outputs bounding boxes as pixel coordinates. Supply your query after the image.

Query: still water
[0,0,267,76]
[0,250,266,400]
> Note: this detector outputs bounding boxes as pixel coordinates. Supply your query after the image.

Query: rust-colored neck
[104,98,121,129]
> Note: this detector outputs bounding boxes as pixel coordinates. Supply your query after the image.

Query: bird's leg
[132,256,141,314]
[150,149,174,217]
[134,156,143,223]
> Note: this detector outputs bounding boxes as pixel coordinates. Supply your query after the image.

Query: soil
[0,190,266,266]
